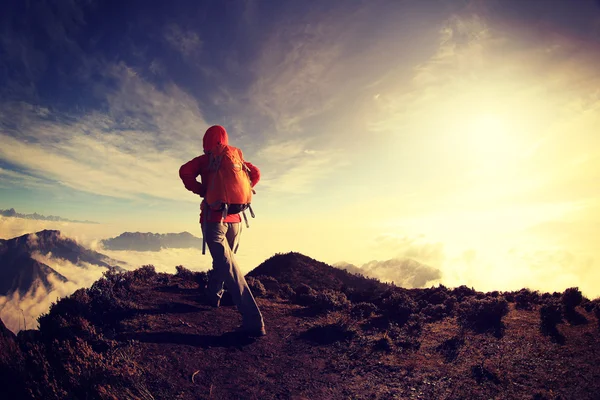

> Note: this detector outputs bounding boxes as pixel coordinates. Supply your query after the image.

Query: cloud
[338,258,442,289]
[0,62,210,201]
[26,232,39,247]
[0,216,121,249]
[249,28,342,133]
[149,59,165,76]
[99,248,212,274]
[0,167,53,190]
[0,255,107,334]
[255,139,346,194]
[163,24,203,59]
[439,246,600,298]
[373,234,446,267]
[335,233,445,288]
[0,224,216,334]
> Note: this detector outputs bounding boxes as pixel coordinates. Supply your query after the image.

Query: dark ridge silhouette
[0,208,98,224]
[0,230,123,295]
[0,319,28,398]
[0,256,67,295]
[0,256,599,399]
[248,251,390,294]
[100,231,202,251]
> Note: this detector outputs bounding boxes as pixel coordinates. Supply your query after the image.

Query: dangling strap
[234,218,242,254]
[200,207,207,255]
[242,210,250,228]
[248,204,255,218]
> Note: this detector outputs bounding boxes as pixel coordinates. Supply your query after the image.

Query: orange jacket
[179,125,260,223]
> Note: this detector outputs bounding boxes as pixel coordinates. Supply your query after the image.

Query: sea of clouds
[2,215,599,333]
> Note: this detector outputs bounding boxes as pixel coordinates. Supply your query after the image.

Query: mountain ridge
[0,208,99,224]
[0,230,123,296]
[100,231,203,252]
[1,252,599,399]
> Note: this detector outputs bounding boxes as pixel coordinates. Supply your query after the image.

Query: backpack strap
[242,210,249,228]
[207,152,225,211]
[200,206,207,255]
[234,218,242,254]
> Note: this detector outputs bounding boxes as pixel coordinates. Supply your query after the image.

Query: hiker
[179,125,265,337]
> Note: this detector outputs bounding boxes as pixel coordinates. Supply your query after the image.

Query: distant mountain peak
[0,208,99,224]
[101,231,202,252]
[0,231,123,296]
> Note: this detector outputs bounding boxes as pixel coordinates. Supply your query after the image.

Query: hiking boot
[236,325,266,337]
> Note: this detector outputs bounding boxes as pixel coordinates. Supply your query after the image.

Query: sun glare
[464,113,517,171]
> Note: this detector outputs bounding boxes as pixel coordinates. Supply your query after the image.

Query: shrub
[452,285,477,301]
[515,288,540,310]
[314,290,350,312]
[582,301,595,313]
[374,333,393,353]
[436,336,465,363]
[131,265,157,283]
[584,299,600,313]
[561,287,583,310]
[444,295,457,311]
[294,284,318,306]
[246,276,267,297]
[421,304,450,322]
[458,297,509,335]
[404,314,423,336]
[86,270,131,318]
[350,302,378,319]
[540,293,553,302]
[300,319,356,345]
[255,275,280,294]
[417,286,450,305]
[539,302,565,343]
[194,271,209,289]
[387,323,421,350]
[279,284,296,300]
[380,291,417,325]
[540,302,563,330]
[175,265,195,281]
[594,305,600,330]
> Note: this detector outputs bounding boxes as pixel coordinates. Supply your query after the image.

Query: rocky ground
[1,253,599,399]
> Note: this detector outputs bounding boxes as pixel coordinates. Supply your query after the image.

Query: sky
[1,0,600,297]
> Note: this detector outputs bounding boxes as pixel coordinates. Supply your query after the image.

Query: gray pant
[203,222,264,329]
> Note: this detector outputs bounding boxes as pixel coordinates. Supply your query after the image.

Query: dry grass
[2,256,599,399]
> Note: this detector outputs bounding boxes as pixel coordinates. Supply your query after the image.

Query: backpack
[204,143,255,223]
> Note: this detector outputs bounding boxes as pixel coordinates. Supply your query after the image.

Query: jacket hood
[203,125,229,152]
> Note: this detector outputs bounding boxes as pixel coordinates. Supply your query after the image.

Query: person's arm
[245,161,260,187]
[179,156,206,196]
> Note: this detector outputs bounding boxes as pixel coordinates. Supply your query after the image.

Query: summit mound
[248,252,389,294]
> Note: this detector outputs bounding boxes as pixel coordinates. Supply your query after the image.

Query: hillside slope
[0,230,123,295]
[248,252,389,297]
[2,253,600,399]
